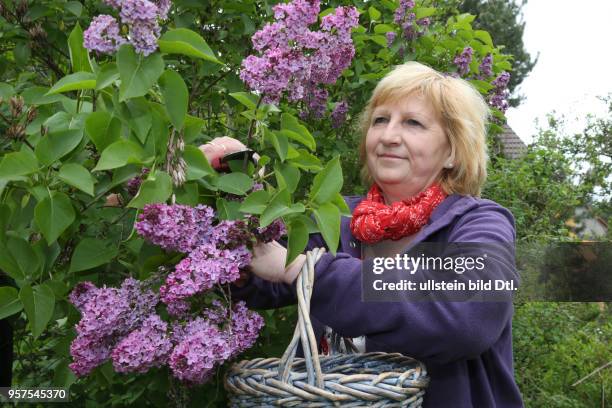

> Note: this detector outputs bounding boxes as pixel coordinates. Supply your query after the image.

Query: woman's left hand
[199,136,247,169]
[249,241,306,285]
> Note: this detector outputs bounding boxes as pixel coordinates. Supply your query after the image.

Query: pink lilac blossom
[135,203,215,253]
[159,243,251,305]
[103,0,122,9]
[111,314,172,373]
[453,46,473,77]
[240,0,359,114]
[83,15,126,55]
[169,317,231,384]
[212,220,252,249]
[69,278,158,376]
[331,100,348,129]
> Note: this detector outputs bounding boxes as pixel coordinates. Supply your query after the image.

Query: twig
[572,361,612,387]
[245,96,263,148]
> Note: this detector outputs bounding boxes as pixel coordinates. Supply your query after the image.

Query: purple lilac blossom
[83,15,125,55]
[135,204,215,253]
[159,243,251,305]
[240,0,359,115]
[69,281,98,311]
[169,318,231,384]
[212,220,252,249]
[386,31,396,47]
[254,218,287,243]
[103,0,122,9]
[489,71,511,113]
[453,46,473,77]
[394,0,415,24]
[331,101,349,128]
[227,301,265,357]
[127,168,150,196]
[69,278,158,376]
[111,314,172,373]
[119,0,159,24]
[129,21,161,56]
[479,53,493,78]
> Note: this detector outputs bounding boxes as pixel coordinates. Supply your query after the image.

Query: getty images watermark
[361,242,612,302]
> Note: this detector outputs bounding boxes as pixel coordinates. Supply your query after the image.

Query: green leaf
[313,203,340,255]
[69,238,118,272]
[415,7,436,19]
[34,192,75,244]
[374,24,395,34]
[309,156,343,204]
[125,97,152,144]
[216,198,242,220]
[260,189,303,228]
[239,189,270,214]
[58,163,95,196]
[0,287,23,320]
[0,150,39,180]
[474,30,493,47]
[127,171,173,208]
[331,193,351,216]
[68,23,92,73]
[85,111,121,152]
[159,69,188,130]
[158,28,221,63]
[6,236,41,280]
[229,92,258,110]
[368,6,381,21]
[47,72,96,95]
[0,203,9,242]
[264,128,288,162]
[93,140,145,171]
[96,63,119,90]
[20,284,55,338]
[184,145,215,180]
[274,163,300,193]
[117,44,164,101]
[35,129,83,166]
[280,113,316,151]
[370,35,387,47]
[216,173,253,195]
[286,218,308,266]
[288,148,322,171]
[66,1,83,17]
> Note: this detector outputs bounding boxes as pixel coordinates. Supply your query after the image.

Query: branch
[572,361,612,387]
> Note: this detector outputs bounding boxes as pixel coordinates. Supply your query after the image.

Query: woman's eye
[373,117,387,124]
[406,119,422,127]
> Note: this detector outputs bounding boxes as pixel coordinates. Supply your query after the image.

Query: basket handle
[277,248,326,388]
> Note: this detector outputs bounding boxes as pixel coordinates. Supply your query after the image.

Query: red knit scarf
[350,183,447,244]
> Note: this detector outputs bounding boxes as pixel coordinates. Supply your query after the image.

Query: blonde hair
[358,61,490,197]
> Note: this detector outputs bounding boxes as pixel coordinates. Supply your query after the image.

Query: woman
[202,62,524,407]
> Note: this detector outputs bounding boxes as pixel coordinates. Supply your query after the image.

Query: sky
[505,0,612,145]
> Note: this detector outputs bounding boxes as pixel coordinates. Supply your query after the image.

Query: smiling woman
[205,62,524,407]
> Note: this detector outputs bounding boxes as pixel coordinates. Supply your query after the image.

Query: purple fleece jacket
[232,194,524,407]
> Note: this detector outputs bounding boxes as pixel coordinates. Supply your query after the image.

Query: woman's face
[365,93,452,203]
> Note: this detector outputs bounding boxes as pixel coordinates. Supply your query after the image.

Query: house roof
[497,124,527,159]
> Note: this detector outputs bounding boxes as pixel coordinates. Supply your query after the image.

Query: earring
[445,162,453,169]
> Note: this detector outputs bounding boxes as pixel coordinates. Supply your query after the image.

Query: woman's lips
[378,154,405,159]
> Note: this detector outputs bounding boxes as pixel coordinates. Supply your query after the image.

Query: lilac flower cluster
[331,101,349,129]
[240,0,359,117]
[478,53,494,78]
[135,203,214,253]
[169,301,263,384]
[69,279,264,384]
[126,167,150,196]
[489,71,511,113]
[69,278,158,376]
[453,46,473,77]
[392,0,430,42]
[136,204,285,315]
[85,0,171,55]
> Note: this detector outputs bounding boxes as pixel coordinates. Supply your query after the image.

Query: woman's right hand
[199,136,247,170]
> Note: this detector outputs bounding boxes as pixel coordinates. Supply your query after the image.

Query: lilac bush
[453,46,473,77]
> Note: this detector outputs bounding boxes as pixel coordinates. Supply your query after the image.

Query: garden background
[0,0,610,406]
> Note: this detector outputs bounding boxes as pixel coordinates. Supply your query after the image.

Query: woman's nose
[380,120,402,145]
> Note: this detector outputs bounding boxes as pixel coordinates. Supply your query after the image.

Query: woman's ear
[444,146,456,169]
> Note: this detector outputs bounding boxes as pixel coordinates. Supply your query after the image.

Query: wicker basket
[224,248,429,407]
